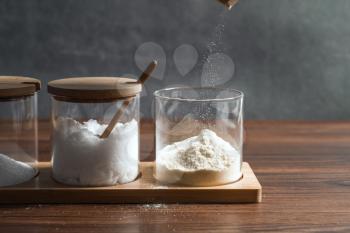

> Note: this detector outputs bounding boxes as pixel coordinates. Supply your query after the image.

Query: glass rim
[153,87,244,102]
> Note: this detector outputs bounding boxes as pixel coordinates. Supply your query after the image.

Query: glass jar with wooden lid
[0,76,41,187]
[47,77,141,186]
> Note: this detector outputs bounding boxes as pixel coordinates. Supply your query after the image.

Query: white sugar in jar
[48,77,141,186]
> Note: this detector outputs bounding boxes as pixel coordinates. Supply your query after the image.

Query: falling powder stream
[207,11,228,55]
[197,10,233,122]
[201,10,230,88]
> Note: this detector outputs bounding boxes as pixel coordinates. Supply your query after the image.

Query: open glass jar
[154,87,244,186]
[0,76,41,187]
[48,77,141,186]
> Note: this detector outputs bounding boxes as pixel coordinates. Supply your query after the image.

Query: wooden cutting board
[0,162,262,204]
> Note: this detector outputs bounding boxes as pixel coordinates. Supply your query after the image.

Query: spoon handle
[100,60,157,139]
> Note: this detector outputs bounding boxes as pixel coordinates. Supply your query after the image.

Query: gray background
[0,0,350,120]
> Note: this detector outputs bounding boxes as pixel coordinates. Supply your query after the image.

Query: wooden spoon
[217,0,239,10]
[100,60,158,139]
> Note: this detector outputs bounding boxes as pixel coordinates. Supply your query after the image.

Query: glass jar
[154,87,244,186]
[48,77,141,186]
[0,76,41,187]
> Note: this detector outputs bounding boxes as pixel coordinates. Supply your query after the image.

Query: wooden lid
[47,77,142,101]
[0,76,41,98]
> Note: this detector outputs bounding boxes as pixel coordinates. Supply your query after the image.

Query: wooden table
[1,120,350,232]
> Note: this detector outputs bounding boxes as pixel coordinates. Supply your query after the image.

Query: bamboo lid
[0,76,41,98]
[47,77,142,101]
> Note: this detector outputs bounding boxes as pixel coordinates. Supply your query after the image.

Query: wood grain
[47,77,141,101]
[0,162,261,204]
[0,76,40,98]
[1,120,350,232]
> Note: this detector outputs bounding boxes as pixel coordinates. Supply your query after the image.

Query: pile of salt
[52,117,139,186]
[0,153,37,187]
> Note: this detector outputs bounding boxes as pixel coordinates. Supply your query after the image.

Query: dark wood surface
[1,120,350,232]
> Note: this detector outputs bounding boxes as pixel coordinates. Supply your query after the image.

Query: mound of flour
[52,117,139,186]
[0,153,37,187]
[155,129,241,186]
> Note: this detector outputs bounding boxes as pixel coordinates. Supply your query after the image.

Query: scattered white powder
[0,153,37,187]
[52,117,139,186]
[155,129,241,186]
